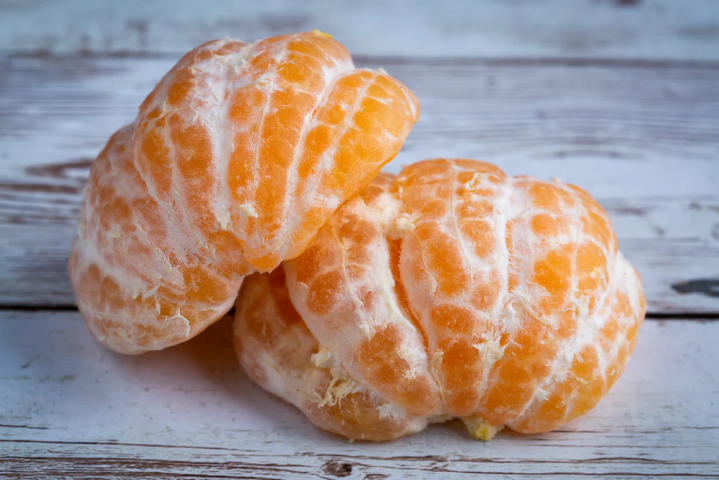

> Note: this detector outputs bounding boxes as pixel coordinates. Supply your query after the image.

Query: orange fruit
[69,31,419,354]
[234,159,646,441]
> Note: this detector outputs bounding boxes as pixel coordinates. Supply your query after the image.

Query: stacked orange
[234,159,645,440]
[69,31,419,354]
[70,31,645,441]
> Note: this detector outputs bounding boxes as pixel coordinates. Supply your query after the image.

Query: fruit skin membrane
[234,159,646,441]
[69,31,419,354]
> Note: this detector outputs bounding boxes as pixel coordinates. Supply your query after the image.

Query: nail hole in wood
[323,459,353,477]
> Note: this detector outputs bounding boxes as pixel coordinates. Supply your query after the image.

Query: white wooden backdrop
[1,0,718,478]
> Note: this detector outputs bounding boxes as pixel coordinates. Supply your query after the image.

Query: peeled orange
[69,31,419,354]
[234,158,646,441]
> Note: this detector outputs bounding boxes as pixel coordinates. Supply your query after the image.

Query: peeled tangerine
[234,158,646,441]
[68,31,419,354]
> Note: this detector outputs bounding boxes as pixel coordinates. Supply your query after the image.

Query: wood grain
[1,2,717,477]
[1,55,718,312]
[2,0,719,60]
[1,311,717,479]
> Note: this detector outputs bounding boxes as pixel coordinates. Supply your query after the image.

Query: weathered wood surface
[1,55,718,312]
[1,311,718,479]
[2,0,719,60]
[1,1,718,477]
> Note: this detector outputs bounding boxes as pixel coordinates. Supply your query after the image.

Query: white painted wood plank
[1,311,717,478]
[1,56,717,312]
[1,0,719,60]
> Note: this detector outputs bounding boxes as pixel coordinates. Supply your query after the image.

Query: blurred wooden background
[1,1,718,478]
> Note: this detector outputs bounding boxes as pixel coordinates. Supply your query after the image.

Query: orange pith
[69,31,419,354]
[234,158,646,441]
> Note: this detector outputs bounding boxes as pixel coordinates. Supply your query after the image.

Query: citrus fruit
[69,31,419,354]
[234,158,646,441]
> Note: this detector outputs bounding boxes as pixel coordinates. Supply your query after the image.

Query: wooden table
[1,1,718,478]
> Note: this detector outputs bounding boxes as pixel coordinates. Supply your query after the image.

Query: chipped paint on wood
[0,311,717,478]
[1,0,719,60]
[1,56,718,312]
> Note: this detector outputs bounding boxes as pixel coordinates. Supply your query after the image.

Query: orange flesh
[69,32,419,354]
[234,158,645,441]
